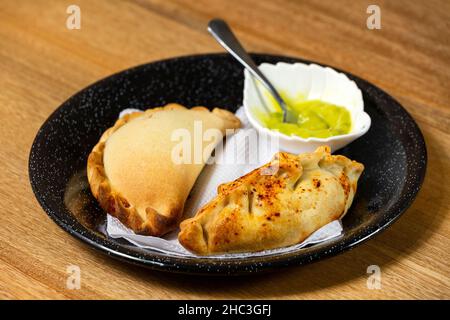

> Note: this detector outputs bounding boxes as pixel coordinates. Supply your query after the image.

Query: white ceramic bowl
[243,62,371,153]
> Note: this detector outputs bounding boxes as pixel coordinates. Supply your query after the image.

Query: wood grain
[0,0,449,299]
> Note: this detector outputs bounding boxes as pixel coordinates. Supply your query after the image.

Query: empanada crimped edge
[87,103,240,236]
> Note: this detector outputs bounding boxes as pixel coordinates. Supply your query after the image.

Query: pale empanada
[87,103,240,236]
[178,146,363,255]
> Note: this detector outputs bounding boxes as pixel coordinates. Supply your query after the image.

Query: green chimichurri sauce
[253,92,352,139]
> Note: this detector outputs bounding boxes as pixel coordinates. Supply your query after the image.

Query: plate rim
[29,52,427,275]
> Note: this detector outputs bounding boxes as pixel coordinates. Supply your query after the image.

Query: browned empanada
[87,103,240,237]
[178,146,363,255]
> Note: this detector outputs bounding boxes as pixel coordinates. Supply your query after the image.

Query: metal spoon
[208,18,291,123]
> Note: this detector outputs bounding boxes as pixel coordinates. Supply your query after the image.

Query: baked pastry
[178,146,363,255]
[87,103,240,236]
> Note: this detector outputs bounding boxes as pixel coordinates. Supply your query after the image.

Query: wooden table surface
[1,0,449,300]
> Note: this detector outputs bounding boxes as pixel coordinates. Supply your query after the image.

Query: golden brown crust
[178,146,364,255]
[87,103,240,236]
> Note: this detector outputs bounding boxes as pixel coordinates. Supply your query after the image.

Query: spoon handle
[208,19,287,121]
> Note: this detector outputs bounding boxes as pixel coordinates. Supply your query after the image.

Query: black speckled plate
[29,53,426,275]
